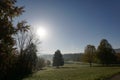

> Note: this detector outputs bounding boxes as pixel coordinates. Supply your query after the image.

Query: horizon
[39,48,120,55]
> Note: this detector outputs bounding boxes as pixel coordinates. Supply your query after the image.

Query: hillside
[114,48,120,53]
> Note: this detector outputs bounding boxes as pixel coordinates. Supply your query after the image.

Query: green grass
[23,64,120,80]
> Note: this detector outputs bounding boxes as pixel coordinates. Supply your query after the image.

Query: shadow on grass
[52,66,77,69]
[93,64,120,67]
[61,66,77,69]
[95,72,120,80]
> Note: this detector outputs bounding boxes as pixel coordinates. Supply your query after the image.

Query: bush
[36,58,46,70]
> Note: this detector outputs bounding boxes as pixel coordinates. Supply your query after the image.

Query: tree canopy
[97,39,116,65]
[0,0,38,80]
[83,45,96,67]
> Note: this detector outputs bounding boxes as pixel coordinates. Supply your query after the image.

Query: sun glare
[36,27,47,39]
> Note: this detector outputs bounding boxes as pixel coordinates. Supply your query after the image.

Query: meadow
[23,63,120,80]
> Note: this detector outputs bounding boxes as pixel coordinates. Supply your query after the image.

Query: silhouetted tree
[97,39,116,66]
[14,21,30,55]
[0,0,27,80]
[18,43,37,74]
[53,50,64,68]
[83,45,96,67]
[14,26,40,78]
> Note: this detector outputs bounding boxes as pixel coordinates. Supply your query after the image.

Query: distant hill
[63,53,83,62]
[114,48,120,53]
[40,54,53,61]
[40,53,83,62]
[39,49,120,62]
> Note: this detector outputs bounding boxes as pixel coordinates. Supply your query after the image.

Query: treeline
[63,53,83,62]
[83,39,120,67]
[0,0,49,80]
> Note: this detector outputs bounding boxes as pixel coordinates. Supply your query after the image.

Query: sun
[36,27,47,39]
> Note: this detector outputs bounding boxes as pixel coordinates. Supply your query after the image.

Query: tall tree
[0,0,26,80]
[53,50,64,68]
[14,21,30,54]
[97,39,116,66]
[14,27,40,76]
[83,45,96,67]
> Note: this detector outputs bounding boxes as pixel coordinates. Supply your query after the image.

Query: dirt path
[110,74,120,80]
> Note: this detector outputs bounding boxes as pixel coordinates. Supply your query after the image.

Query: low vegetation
[23,63,120,80]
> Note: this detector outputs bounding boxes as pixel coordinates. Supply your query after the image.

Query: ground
[23,63,120,80]
[110,74,120,80]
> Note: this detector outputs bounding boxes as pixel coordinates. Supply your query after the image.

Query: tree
[97,39,116,66]
[0,0,27,80]
[115,53,120,64]
[53,50,64,68]
[36,57,46,70]
[25,43,38,69]
[14,21,30,55]
[18,43,38,74]
[83,45,96,67]
[14,26,40,76]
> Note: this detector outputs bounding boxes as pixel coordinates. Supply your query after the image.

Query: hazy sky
[17,0,120,54]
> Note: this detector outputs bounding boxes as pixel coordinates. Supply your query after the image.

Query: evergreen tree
[53,50,64,68]
[97,39,116,66]
[18,43,38,74]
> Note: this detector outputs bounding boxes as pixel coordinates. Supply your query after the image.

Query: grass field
[23,64,120,80]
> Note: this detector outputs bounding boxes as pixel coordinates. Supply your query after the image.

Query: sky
[16,0,120,54]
